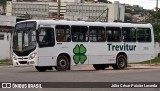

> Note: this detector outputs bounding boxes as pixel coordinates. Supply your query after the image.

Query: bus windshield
[13,22,37,56]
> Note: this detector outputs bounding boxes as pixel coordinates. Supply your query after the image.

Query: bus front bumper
[13,60,37,67]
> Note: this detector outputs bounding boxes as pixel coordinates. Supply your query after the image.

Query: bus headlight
[29,52,37,60]
[13,55,18,60]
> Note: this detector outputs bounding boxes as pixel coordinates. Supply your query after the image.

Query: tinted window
[16,22,36,30]
[56,25,71,42]
[38,28,55,47]
[106,27,121,42]
[71,26,89,42]
[137,28,151,42]
[122,27,136,42]
[89,26,106,42]
[0,34,4,40]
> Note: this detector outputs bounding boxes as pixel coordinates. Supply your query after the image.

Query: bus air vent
[19,61,27,64]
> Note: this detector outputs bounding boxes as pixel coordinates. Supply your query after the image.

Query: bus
[12,20,155,72]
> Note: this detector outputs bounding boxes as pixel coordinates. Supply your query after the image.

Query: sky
[109,0,160,10]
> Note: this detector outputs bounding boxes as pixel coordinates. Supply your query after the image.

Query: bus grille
[19,61,27,64]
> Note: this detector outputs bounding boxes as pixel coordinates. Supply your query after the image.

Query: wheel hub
[118,57,125,67]
[59,59,67,67]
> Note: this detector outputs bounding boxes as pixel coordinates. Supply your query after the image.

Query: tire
[93,64,108,70]
[35,66,48,72]
[55,55,70,71]
[112,55,127,70]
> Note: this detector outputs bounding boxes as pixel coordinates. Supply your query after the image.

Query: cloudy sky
[109,0,160,10]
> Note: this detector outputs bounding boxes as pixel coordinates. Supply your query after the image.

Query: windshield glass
[13,22,36,56]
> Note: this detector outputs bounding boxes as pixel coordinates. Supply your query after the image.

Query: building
[64,1,125,22]
[6,0,83,19]
[0,4,5,15]
[13,0,83,2]
[6,1,12,16]
[0,15,16,60]
[12,2,49,19]
[6,0,124,21]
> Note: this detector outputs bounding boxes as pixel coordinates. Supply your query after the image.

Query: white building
[64,1,125,22]
[0,4,4,15]
[13,0,83,2]
[6,1,13,16]
[0,15,16,60]
[6,0,83,19]
[6,1,125,21]
[13,2,49,19]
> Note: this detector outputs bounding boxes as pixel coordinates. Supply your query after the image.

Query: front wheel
[112,55,127,70]
[35,66,48,72]
[55,55,70,71]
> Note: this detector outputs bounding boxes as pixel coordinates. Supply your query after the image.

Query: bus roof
[17,20,152,28]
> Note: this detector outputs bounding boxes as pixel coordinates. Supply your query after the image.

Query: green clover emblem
[73,44,87,64]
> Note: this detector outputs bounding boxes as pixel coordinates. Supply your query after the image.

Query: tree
[153,24,160,42]
[0,0,7,4]
[146,9,160,23]
[0,0,7,15]
[124,15,132,22]
[98,0,108,3]
[113,20,122,22]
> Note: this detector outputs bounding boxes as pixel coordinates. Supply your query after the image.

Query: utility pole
[156,0,158,11]
[156,0,158,23]
[57,0,61,20]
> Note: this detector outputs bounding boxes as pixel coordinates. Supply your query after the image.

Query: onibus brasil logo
[73,44,87,64]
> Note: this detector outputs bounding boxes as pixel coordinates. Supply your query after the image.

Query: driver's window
[39,29,46,42]
[38,27,55,47]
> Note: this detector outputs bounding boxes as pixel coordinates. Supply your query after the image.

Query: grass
[0,58,12,65]
[131,57,160,64]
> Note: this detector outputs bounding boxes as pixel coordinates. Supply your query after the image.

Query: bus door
[37,25,56,66]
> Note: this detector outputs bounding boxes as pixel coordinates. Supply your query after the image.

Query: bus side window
[122,27,136,42]
[137,28,151,42]
[89,26,106,42]
[56,25,71,42]
[71,26,89,42]
[106,27,121,42]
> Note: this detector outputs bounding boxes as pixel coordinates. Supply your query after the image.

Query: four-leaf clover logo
[73,44,87,64]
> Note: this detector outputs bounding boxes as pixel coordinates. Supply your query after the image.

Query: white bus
[12,20,155,72]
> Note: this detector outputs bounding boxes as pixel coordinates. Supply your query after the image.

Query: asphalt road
[0,65,160,91]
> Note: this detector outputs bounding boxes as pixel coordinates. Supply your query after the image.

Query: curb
[128,64,160,66]
[0,63,12,66]
[128,64,160,69]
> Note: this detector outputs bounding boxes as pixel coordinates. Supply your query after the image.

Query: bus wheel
[35,66,48,72]
[55,55,70,71]
[112,55,127,70]
[93,64,108,70]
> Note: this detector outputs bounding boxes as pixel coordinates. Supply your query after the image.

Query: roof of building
[0,26,14,32]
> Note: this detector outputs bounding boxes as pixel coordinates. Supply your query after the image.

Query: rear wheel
[112,55,127,70]
[55,55,70,71]
[93,64,109,70]
[35,66,48,72]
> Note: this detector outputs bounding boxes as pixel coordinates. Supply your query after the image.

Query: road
[0,65,160,91]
